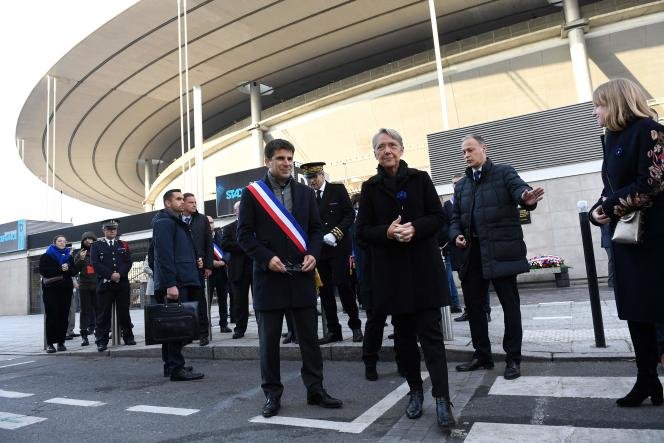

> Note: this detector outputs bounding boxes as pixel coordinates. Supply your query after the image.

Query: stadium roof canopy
[16,0,599,212]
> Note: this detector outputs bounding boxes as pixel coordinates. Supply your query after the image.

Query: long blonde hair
[592,78,656,131]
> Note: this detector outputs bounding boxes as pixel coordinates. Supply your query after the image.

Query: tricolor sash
[246,180,308,254]
[213,243,224,261]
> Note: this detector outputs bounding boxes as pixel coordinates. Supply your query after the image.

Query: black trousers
[318,257,361,335]
[627,320,660,377]
[208,271,229,327]
[155,286,200,372]
[362,309,388,366]
[43,286,72,346]
[461,241,522,363]
[230,267,252,333]
[192,275,210,338]
[79,288,97,337]
[256,306,324,398]
[392,308,450,399]
[95,282,133,345]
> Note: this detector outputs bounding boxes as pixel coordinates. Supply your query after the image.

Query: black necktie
[316,190,322,203]
[473,170,481,182]
[109,240,114,247]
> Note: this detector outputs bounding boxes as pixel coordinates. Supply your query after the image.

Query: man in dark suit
[90,220,135,352]
[237,139,342,418]
[450,134,544,380]
[207,216,232,334]
[301,162,362,344]
[221,201,253,339]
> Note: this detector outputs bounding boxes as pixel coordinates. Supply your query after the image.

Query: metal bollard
[441,306,454,341]
[320,295,328,337]
[111,302,120,346]
[205,277,212,341]
[577,201,606,348]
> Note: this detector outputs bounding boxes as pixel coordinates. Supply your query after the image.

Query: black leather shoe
[46,344,56,354]
[262,395,281,417]
[56,343,67,352]
[307,390,343,408]
[454,311,469,322]
[97,343,108,352]
[405,390,423,419]
[365,365,378,381]
[123,337,136,346]
[450,305,463,314]
[504,361,521,380]
[81,336,89,346]
[164,365,193,377]
[199,337,209,346]
[435,397,455,429]
[170,368,204,381]
[219,325,232,333]
[352,329,364,342]
[232,331,244,339]
[616,376,663,407]
[456,358,494,372]
[282,332,295,344]
[318,333,343,345]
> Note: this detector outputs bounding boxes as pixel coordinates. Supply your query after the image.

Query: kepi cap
[101,219,119,229]
[300,162,326,178]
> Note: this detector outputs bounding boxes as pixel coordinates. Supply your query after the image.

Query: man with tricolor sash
[237,139,343,418]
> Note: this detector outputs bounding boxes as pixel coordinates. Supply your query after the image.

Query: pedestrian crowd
[39,78,664,430]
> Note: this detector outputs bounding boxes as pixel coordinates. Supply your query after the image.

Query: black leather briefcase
[144,301,199,345]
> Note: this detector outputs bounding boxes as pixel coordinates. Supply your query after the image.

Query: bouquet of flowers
[528,255,565,269]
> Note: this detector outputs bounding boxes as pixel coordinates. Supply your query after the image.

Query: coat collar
[465,158,494,180]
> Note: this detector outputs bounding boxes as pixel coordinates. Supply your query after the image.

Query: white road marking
[127,405,199,416]
[44,398,105,407]
[250,372,429,434]
[532,316,572,320]
[489,376,664,399]
[537,301,573,306]
[0,411,47,430]
[0,360,35,369]
[465,422,664,442]
[0,389,34,398]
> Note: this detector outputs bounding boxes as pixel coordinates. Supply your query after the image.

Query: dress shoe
[46,344,56,354]
[262,395,281,417]
[616,375,663,407]
[435,397,455,429]
[170,368,204,381]
[123,336,136,346]
[352,329,364,342]
[219,325,232,333]
[365,365,378,381]
[232,331,245,339]
[97,343,108,352]
[454,311,469,322]
[455,358,494,372]
[56,343,67,352]
[307,389,343,408]
[450,305,463,314]
[318,333,342,345]
[281,332,288,338]
[199,336,209,346]
[504,361,521,380]
[405,389,423,419]
[81,336,89,346]
[164,365,193,377]
[282,332,295,344]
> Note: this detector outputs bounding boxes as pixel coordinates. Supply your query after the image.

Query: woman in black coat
[356,128,454,429]
[39,235,81,353]
[589,78,664,407]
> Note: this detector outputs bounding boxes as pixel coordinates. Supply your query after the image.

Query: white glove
[323,233,337,247]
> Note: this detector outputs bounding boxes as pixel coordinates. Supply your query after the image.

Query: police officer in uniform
[90,220,136,352]
[301,162,363,344]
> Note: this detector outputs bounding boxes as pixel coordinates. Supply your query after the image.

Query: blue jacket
[152,209,200,291]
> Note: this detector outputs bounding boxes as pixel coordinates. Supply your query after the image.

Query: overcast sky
[0,0,139,225]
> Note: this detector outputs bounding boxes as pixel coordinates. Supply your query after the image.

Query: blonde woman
[589,78,664,407]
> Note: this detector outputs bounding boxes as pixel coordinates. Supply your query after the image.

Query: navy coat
[449,158,535,280]
[356,161,450,315]
[90,238,132,290]
[236,174,323,311]
[590,118,664,322]
[220,220,252,283]
[152,209,201,291]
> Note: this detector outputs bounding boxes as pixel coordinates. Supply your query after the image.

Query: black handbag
[144,300,199,345]
[42,275,64,286]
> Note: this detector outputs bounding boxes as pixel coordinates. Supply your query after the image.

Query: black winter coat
[449,158,535,280]
[220,220,251,282]
[317,182,355,262]
[39,252,80,296]
[589,118,664,322]
[356,161,450,314]
[152,209,201,291]
[237,174,323,311]
[186,211,214,271]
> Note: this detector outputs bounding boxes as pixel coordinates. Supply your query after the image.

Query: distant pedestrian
[75,231,98,346]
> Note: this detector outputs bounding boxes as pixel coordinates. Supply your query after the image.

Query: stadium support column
[193,85,204,204]
[428,0,449,131]
[139,159,163,211]
[249,82,263,165]
[562,0,592,102]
